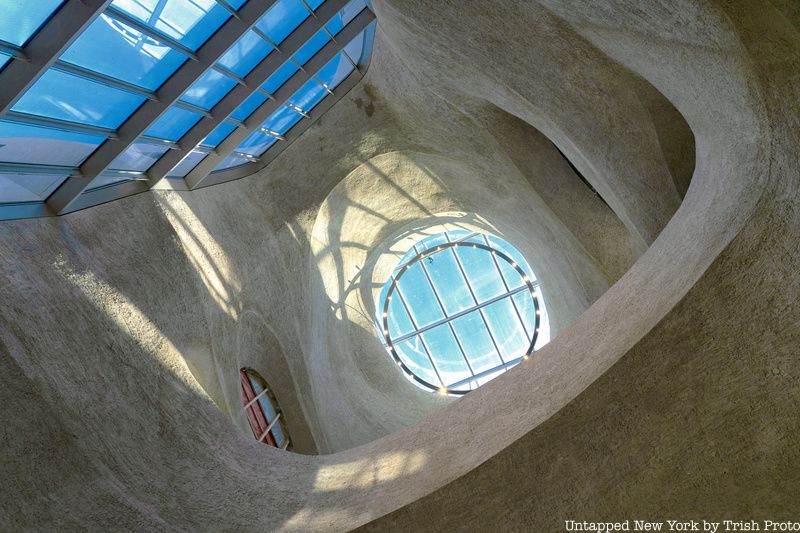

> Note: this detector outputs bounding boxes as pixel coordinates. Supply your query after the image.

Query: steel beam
[0,0,112,115]
[144,0,353,187]
[183,9,375,189]
[47,0,278,215]
[3,111,119,139]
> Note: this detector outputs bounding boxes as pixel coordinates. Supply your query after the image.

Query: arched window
[239,368,291,450]
[377,230,550,395]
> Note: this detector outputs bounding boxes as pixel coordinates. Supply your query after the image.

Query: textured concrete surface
[1,0,797,531]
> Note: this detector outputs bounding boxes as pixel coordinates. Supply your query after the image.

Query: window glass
[0,0,64,46]
[13,69,145,129]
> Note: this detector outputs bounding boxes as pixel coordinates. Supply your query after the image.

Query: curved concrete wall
[1,0,797,531]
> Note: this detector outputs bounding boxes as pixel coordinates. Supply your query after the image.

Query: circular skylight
[377,230,550,395]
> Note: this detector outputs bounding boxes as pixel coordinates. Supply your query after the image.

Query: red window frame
[239,368,289,449]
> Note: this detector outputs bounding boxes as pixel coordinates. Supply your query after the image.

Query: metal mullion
[46,0,278,214]
[194,68,363,189]
[258,412,281,441]
[0,40,26,60]
[483,234,533,343]
[52,60,159,101]
[211,64,248,87]
[391,284,530,344]
[0,162,80,176]
[214,0,243,20]
[103,5,200,61]
[416,248,476,381]
[244,387,269,409]
[3,111,118,139]
[0,0,112,114]
[174,100,214,119]
[446,356,525,390]
[447,242,507,364]
[280,438,290,450]
[183,7,374,189]
[142,0,353,187]
[393,284,445,388]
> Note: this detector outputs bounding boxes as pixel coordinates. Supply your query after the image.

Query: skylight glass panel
[13,69,146,129]
[292,29,329,66]
[214,153,252,170]
[262,61,299,95]
[0,52,11,71]
[60,14,188,91]
[0,173,67,203]
[0,0,64,46]
[202,121,237,147]
[0,121,104,166]
[109,0,231,51]
[180,69,237,110]
[168,150,206,177]
[144,106,202,141]
[325,0,368,35]
[231,91,268,121]
[255,0,311,46]
[86,173,133,191]
[109,142,171,171]
[343,25,368,64]
[378,231,549,394]
[261,106,302,134]
[315,51,355,91]
[218,30,273,78]
[236,130,276,157]
[287,78,328,113]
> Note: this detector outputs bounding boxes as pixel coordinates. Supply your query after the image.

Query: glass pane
[386,290,414,340]
[13,69,145,129]
[293,28,328,66]
[315,51,355,91]
[0,0,64,46]
[218,30,273,78]
[487,234,533,289]
[396,336,440,387]
[180,68,237,110]
[262,61,299,95]
[287,78,327,113]
[421,324,471,388]
[61,14,188,91]
[261,106,302,134]
[342,25,366,65]
[235,130,276,157]
[483,298,529,361]
[395,262,444,328]
[0,52,11,71]
[110,0,230,51]
[231,91,268,121]
[0,173,66,203]
[144,106,202,141]
[214,153,250,170]
[109,141,170,171]
[451,311,504,375]
[201,121,236,147]
[424,249,474,316]
[511,290,536,340]
[325,0,367,35]
[256,0,311,46]
[454,245,507,303]
[0,121,104,166]
[168,150,205,177]
[86,173,131,191]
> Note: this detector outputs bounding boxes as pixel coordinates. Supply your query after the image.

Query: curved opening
[376,229,549,395]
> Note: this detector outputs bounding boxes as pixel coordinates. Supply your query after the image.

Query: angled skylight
[0,0,376,219]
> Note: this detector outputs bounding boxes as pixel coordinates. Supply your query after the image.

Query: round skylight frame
[379,236,543,395]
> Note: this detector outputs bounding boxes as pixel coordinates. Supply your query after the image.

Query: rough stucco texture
[1,0,798,531]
